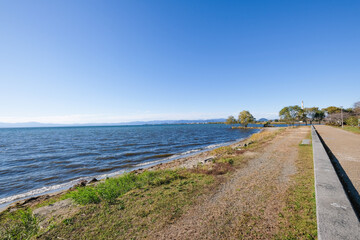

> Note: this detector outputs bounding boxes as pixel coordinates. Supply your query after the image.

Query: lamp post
[340,106,344,128]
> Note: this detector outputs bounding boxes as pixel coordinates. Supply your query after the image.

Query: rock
[72,180,87,189]
[33,198,78,229]
[89,178,98,183]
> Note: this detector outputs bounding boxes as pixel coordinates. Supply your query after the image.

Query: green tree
[279,105,302,126]
[225,115,237,125]
[322,106,341,115]
[238,110,255,127]
[297,108,308,125]
[315,109,325,124]
[345,116,358,127]
[305,107,320,124]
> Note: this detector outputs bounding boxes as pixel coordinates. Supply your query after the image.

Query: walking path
[149,127,309,239]
[315,125,360,193]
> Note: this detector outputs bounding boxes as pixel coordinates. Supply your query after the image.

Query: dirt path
[149,127,309,239]
[315,125,360,192]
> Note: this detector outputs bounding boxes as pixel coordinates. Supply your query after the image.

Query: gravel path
[149,127,309,239]
[315,125,360,193]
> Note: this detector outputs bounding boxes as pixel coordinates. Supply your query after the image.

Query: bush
[70,186,100,204]
[216,158,234,165]
[345,116,359,127]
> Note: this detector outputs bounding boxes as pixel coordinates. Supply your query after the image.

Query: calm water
[0,124,259,206]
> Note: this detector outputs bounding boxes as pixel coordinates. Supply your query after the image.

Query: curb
[311,125,360,240]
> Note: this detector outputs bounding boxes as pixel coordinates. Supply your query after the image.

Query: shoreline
[0,129,264,213]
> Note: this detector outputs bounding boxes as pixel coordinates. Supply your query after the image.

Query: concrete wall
[311,126,359,240]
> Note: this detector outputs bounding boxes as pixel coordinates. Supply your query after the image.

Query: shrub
[216,157,234,165]
[345,116,359,127]
[70,186,100,205]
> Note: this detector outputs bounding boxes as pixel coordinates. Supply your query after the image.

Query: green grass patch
[37,171,214,240]
[215,157,234,165]
[68,170,184,205]
[0,208,39,240]
[276,133,317,239]
[333,125,360,134]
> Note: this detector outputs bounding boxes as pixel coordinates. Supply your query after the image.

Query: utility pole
[340,106,344,128]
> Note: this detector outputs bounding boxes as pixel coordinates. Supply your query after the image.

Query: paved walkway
[315,125,360,193]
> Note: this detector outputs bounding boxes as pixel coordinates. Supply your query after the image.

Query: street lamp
[340,106,344,128]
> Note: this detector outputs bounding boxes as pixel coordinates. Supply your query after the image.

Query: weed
[69,186,101,205]
[211,146,235,155]
[0,208,39,240]
[216,157,234,165]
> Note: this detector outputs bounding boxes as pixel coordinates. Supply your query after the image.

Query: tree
[225,115,237,125]
[355,101,360,109]
[279,105,302,126]
[345,116,358,127]
[238,110,255,127]
[305,107,320,124]
[314,109,325,124]
[354,101,360,116]
[322,106,341,115]
[297,108,308,125]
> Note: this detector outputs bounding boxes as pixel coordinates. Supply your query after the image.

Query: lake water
[0,124,260,206]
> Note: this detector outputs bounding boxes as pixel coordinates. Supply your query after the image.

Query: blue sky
[0,1,359,123]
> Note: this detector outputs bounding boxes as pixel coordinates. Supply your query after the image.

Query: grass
[0,169,215,240]
[69,170,184,205]
[0,208,39,240]
[333,125,360,134]
[38,170,214,239]
[276,133,317,239]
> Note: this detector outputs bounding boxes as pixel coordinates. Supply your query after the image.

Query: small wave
[123,151,152,157]
[122,143,137,147]
[178,143,202,148]
[96,156,118,160]
[62,164,84,169]
[140,153,174,161]
[77,152,100,157]
[0,179,82,205]
[34,176,60,182]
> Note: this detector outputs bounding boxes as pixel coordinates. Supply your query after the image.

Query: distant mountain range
[0,119,227,128]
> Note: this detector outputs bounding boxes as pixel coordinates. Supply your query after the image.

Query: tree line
[225,110,255,127]
[226,101,360,128]
[279,101,360,127]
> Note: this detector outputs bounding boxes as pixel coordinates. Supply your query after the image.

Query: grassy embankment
[276,132,317,239]
[333,125,360,134]
[0,128,316,239]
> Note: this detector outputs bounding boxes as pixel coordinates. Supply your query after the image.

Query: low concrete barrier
[311,125,359,240]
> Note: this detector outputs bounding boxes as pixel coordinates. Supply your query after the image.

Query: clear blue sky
[1,0,359,123]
